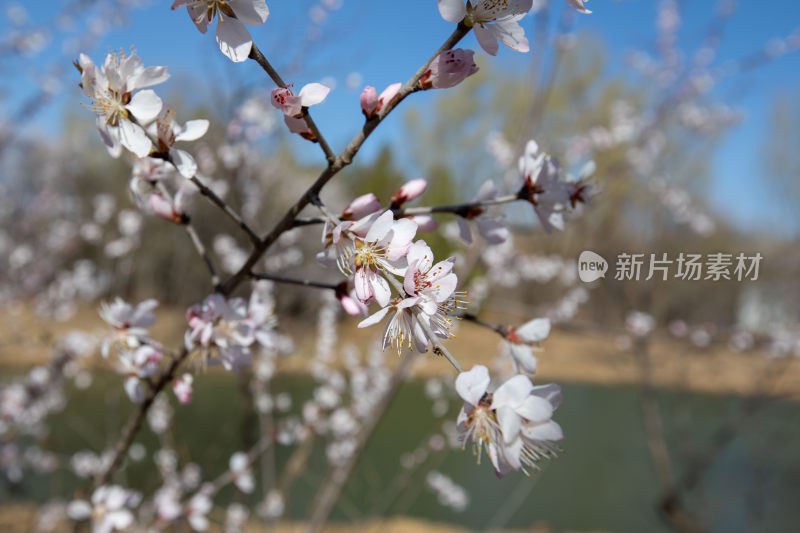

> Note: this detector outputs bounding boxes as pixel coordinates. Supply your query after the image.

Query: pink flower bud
[148,193,180,223]
[376,83,401,113]
[270,87,303,117]
[408,214,439,232]
[360,86,378,118]
[391,178,427,206]
[421,49,479,89]
[342,193,382,220]
[335,281,367,316]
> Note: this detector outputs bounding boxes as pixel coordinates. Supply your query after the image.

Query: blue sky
[2,1,799,235]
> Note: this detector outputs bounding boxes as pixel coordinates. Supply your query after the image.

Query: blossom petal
[171,148,198,178]
[456,218,473,244]
[438,0,467,23]
[358,306,390,328]
[509,344,538,374]
[365,211,394,243]
[176,119,210,142]
[216,17,253,62]
[118,120,152,158]
[531,383,563,409]
[370,274,391,307]
[523,419,564,441]
[516,395,553,423]
[515,318,551,342]
[299,83,331,107]
[477,218,509,244]
[491,19,530,53]
[130,65,170,91]
[474,24,499,56]
[126,89,163,124]
[230,0,270,25]
[493,374,533,408]
[496,405,521,444]
[454,365,490,405]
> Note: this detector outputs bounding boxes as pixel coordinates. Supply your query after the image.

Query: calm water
[5,372,800,532]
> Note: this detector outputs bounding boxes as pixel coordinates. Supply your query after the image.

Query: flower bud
[391,179,427,207]
[148,193,180,223]
[360,86,378,118]
[376,83,401,113]
[342,193,382,220]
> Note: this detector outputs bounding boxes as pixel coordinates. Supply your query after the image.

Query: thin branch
[458,312,509,338]
[94,348,191,488]
[220,23,472,297]
[188,175,260,245]
[183,223,221,290]
[396,193,521,217]
[249,272,340,291]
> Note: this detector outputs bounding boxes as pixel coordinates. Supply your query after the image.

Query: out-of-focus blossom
[566,0,591,14]
[229,452,255,493]
[341,193,382,220]
[67,485,137,533]
[506,317,551,374]
[186,492,212,531]
[456,180,510,244]
[172,0,270,62]
[438,0,534,56]
[420,49,479,89]
[99,298,158,358]
[173,373,194,404]
[517,140,572,232]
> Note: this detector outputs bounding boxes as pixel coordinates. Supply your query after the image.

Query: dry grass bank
[1,303,798,399]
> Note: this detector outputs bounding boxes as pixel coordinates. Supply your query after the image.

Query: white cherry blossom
[172,0,270,62]
[438,0,534,56]
[79,51,169,158]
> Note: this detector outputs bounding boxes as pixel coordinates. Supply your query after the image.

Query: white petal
[175,119,210,142]
[516,395,553,423]
[97,120,122,158]
[370,274,391,307]
[189,514,209,531]
[566,0,592,14]
[353,270,372,302]
[496,405,521,444]
[126,89,163,124]
[531,383,562,409]
[405,240,433,270]
[477,218,509,244]
[523,419,564,441]
[230,0,270,25]
[516,318,551,342]
[491,20,530,53]
[492,374,533,408]
[118,119,152,158]
[236,473,255,493]
[475,179,497,201]
[299,83,331,107]
[474,24,499,56]
[216,17,253,62]
[365,210,394,243]
[437,0,467,23]
[67,500,92,520]
[230,451,248,471]
[171,148,198,178]
[509,344,537,374]
[358,306,390,328]
[129,66,170,91]
[454,365,490,405]
[456,218,473,244]
[433,273,458,303]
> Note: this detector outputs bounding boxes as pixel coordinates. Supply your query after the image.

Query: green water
[5,373,800,532]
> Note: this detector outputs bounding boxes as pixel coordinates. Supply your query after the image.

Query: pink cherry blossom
[420,49,479,89]
[270,83,330,117]
[173,373,194,404]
